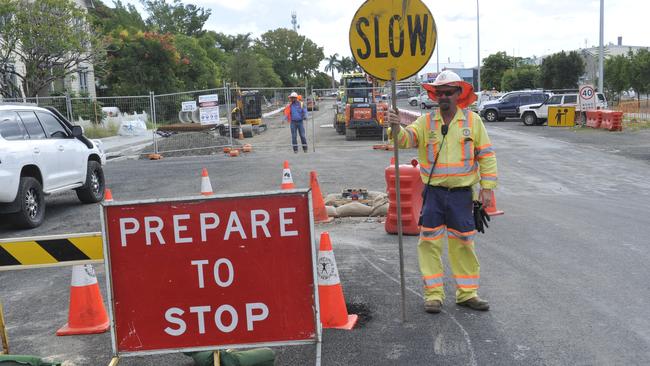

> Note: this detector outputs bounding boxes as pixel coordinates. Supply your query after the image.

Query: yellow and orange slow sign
[349,0,437,81]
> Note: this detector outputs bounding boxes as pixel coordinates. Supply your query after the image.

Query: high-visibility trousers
[418,186,480,303]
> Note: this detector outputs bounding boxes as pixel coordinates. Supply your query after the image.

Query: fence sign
[198,94,220,125]
[102,191,319,357]
[349,0,437,80]
[182,101,197,112]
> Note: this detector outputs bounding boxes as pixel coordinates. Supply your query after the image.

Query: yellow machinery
[231,89,263,126]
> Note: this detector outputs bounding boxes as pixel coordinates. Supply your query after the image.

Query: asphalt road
[2,101,650,365]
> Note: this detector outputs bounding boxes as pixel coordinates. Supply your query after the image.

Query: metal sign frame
[100,189,321,364]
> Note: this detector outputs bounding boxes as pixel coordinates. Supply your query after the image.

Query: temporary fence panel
[152,88,230,156]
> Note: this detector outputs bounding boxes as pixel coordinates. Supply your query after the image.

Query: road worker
[387,70,498,313]
[284,91,309,153]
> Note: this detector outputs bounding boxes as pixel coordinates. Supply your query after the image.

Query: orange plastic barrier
[601,110,623,131]
[385,158,424,235]
[585,110,602,128]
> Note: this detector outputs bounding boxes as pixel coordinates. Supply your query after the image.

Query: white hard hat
[422,70,477,108]
[289,92,299,98]
[432,70,462,86]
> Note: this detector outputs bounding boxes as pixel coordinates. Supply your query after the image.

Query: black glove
[473,201,491,233]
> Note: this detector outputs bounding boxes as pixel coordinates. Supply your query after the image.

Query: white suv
[408,91,437,109]
[0,104,106,228]
[518,92,608,126]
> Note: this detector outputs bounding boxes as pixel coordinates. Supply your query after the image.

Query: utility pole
[476,0,481,92]
[598,0,604,92]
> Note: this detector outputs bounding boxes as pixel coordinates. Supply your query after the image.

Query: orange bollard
[104,188,113,202]
[318,232,358,330]
[310,171,333,223]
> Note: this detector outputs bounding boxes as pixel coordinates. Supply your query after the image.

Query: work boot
[457,297,490,311]
[424,299,442,314]
[293,150,298,154]
[303,147,308,153]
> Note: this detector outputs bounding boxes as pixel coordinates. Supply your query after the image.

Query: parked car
[479,90,550,122]
[0,104,106,228]
[306,97,319,111]
[408,91,437,109]
[518,92,608,126]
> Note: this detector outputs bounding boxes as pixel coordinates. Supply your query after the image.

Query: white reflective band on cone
[317,250,340,286]
[70,264,99,287]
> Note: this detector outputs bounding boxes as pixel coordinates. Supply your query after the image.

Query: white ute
[0,104,106,228]
[518,92,608,126]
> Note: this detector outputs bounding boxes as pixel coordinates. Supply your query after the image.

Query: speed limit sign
[579,84,596,110]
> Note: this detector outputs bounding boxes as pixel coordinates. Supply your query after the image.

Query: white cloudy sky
[126,0,647,77]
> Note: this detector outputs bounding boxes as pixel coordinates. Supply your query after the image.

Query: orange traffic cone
[200,168,213,196]
[484,190,504,216]
[56,264,109,336]
[310,171,333,223]
[280,160,295,190]
[104,188,113,202]
[318,232,357,330]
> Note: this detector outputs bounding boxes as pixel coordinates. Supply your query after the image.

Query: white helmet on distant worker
[422,70,477,108]
[289,91,299,98]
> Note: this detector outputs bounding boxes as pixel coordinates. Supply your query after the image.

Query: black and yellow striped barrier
[0,232,103,271]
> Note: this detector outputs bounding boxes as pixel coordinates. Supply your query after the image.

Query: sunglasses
[435,89,459,97]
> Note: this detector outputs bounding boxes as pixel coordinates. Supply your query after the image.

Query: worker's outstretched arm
[387,109,425,149]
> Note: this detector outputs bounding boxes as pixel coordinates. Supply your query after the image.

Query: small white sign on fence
[181,101,196,112]
[198,94,219,125]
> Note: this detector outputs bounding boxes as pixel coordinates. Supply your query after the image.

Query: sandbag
[184,348,275,366]
[118,119,147,136]
[324,194,339,206]
[336,201,372,217]
[326,205,338,217]
[371,202,388,217]
[0,355,61,366]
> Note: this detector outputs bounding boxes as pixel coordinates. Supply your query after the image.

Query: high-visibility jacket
[391,108,497,189]
[284,101,306,122]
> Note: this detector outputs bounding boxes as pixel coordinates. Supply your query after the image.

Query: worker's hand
[387,108,401,127]
[479,189,493,208]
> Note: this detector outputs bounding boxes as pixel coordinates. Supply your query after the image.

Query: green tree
[311,71,334,90]
[256,28,324,86]
[213,32,253,52]
[501,65,540,91]
[140,0,210,36]
[628,49,650,105]
[604,54,630,100]
[226,49,281,87]
[103,30,181,95]
[174,34,220,90]
[339,56,356,74]
[539,51,584,89]
[323,53,340,90]
[88,0,145,34]
[480,52,514,91]
[0,0,106,97]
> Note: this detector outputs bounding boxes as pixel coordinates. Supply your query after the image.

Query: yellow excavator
[231,89,263,126]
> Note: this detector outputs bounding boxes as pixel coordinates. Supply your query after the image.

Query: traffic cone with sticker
[280,160,295,190]
[484,190,504,216]
[310,171,332,223]
[317,232,358,330]
[200,168,213,196]
[57,264,109,336]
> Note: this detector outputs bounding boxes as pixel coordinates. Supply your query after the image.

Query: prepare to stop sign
[103,193,317,354]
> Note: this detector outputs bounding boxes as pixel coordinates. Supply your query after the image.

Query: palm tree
[324,53,340,90]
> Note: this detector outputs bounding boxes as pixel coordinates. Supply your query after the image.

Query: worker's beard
[438,99,451,111]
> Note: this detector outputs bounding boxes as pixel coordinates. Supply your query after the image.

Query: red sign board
[102,192,317,355]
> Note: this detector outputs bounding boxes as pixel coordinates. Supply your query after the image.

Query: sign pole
[391,69,407,323]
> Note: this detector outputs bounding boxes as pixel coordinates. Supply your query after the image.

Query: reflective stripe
[423,273,444,288]
[475,145,494,158]
[447,228,477,243]
[399,129,408,145]
[421,109,478,177]
[454,275,479,288]
[481,174,497,181]
[420,225,446,240]
[426,113,436,163]
[406,128,418,147]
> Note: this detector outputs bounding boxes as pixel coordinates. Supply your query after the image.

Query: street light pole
[476,0,481,92]
[598,0,604,92]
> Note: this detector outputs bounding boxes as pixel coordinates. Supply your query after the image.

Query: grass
[623,119,650,131]
[82,123,119,138]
